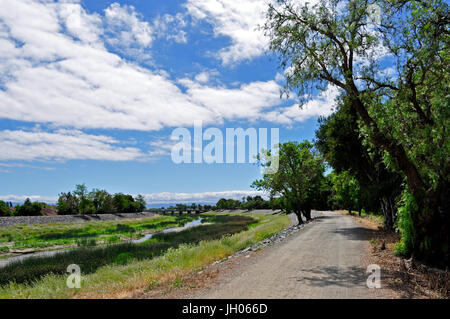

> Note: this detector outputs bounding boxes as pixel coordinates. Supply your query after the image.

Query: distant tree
[113,193,139,214]
[175,203,187,212]
[329,171,365,215]
[215,198,228,210]
[14,198,47,216]
[57,192,79,215]
[0,200,10,216]
[89,189,115,214]
[74,184,94,215]
[135,195,146,212]
[253,141,325,224]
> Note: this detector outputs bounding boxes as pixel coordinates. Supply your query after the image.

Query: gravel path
[0,212,156,228]
[179,211,391,299]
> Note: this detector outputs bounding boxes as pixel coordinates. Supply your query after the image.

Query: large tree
[252,141,325,224]
[315,97,403,228]
[264,0,449,265]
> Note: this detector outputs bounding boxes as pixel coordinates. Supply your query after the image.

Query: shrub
[394,191,417,257]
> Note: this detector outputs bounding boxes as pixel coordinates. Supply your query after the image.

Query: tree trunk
[294,211,304,225]
[302,209,312,221]
[348,209,352,215]
[380,197,396,231]
[358,209,362,217]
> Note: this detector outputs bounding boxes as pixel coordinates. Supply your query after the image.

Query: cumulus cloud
[104,3,153,49]
[0,0,339,157]
[185,0,270,65]
[0,0,289,132]
[261,85,340,125]
[153,13,188,44]
[0,129,147,162]
[179,78,283,122]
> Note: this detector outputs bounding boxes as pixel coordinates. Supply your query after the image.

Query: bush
[0,201,11,217]
[394,191,417,257]
[14,199,47,216]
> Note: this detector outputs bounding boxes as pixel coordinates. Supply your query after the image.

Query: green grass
[0,215,256,286]
[0,214,204,251]
[0,212,290,298]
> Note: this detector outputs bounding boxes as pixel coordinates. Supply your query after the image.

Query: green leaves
[253,141,325,216]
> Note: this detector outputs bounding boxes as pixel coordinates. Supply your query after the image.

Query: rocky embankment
[214,216,314,264]
[0,212,156,228]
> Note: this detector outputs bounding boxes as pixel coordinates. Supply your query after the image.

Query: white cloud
[57,1,103,44]
[0,0,337,140]
[0,194,58,203]
[261,85,340,125]
[0,0,288,132]
[142,190,268,204]
[0,129,147,162]
[0,162,55,171]
[104,3,153,48]
[185,0,270,65]
[179,78,283,122]
[153,13,188,44]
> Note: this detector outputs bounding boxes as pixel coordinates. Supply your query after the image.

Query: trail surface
[182,211,390,299]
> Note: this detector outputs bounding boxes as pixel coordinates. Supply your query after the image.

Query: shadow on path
[332,227,379,241]
[295,266,366,288]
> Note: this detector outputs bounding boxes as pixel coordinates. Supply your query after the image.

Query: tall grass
[0,213,289,298]
[0,214,202,250]
[0,215,255,286]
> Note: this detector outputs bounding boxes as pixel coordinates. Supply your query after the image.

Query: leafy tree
[113,193,140,214]
[315,98,403,228]
[89,189,115,214]
[0,200,10,216]
[135,195,147,212]
[57,192,79,215]
[14,198,47,216]
[329,171,363,215]
[252,141,325,224]
[73,184,92,215]
[264,0,449,265]
[215,198,241,210]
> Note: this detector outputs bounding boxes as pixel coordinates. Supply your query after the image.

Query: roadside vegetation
[0,214,203,253]
[0,212,290,298]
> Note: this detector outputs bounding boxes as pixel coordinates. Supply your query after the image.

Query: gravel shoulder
[158,211,395,299]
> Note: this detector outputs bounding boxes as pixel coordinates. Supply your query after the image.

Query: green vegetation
[264,0,449,266]
[316,99,402,228]
[57,184,146,215]
[0,212,290,298]
[252,141,326,224]
[0,201,12,217]
[0,214,204,251]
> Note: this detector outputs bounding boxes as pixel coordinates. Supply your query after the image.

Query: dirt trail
[179,211,392,299]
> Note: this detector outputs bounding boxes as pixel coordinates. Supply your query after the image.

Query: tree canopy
[252,141,325,224]
[264,0,449,265]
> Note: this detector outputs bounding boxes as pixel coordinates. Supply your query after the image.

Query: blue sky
[0,0,339,205]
